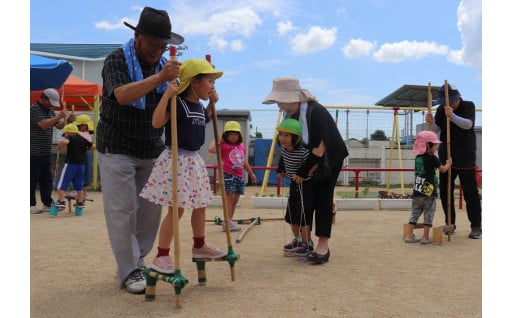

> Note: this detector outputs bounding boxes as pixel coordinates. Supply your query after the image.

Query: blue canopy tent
[30,54,73,91]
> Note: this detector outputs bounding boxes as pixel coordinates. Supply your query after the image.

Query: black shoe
[310,249,330,264]
[468,227,482,239]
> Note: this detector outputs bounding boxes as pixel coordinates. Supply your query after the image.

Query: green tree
[370,129,387,141]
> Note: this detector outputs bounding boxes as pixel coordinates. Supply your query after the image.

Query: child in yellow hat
[140,58,227,274]
[53,124,96,209]
[207,121,257,232]
[73,114,94,198]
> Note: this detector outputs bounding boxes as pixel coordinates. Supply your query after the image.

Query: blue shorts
[56,163,85,192]
[223,172,245,195]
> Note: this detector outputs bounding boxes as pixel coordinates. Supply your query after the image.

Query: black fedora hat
[124,7,184,45]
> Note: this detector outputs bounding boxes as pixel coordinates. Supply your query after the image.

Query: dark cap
[435,83,461,106]
[124,7,184,45]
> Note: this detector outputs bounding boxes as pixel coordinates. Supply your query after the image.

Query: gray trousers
[98,152,162,286]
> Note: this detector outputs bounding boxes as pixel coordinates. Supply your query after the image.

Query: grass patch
[336,186,379,198]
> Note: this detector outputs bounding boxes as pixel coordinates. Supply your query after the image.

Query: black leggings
[439,167,481,229]
[313,163,342,238]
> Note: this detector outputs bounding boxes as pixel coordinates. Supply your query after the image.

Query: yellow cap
[73,114,94,131]
[62,123,79,136]
[177,59,223,95]
[224,121,241,133]
[223,121,242,142]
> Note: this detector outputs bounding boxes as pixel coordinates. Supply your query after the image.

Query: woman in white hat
[140,58,227,275]
[262,77,349,264]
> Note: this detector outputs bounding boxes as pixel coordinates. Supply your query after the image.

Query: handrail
[206,165,481,203]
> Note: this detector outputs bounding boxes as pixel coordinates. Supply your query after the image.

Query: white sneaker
[124,268,146,294]
[30,206,42,214]
[40,205,51,212]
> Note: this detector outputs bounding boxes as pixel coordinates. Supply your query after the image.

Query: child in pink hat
[404,131,452,244]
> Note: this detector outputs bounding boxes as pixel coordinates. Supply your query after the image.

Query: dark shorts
[285,180,314,226]
[224,172,245,195]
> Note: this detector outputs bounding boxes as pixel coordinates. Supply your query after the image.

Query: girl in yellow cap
[73,114,94,198]
[140,58,227,274]
[207,121,257,232]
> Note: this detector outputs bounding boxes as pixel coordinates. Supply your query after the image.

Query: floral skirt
[139,148,211,209]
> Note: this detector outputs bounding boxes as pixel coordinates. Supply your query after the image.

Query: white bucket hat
[262,77,316,104]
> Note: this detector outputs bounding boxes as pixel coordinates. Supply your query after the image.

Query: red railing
[207,165,481,208]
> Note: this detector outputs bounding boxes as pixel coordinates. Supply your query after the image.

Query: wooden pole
[170,46,183,307]
[206,54,237,281]
[427,82,432,131]
[444,80,453,242]
[259,111,282,195]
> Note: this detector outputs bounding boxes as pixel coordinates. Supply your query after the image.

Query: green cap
[277,118,302,136]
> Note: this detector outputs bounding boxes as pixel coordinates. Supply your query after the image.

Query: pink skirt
[139,148,211,209]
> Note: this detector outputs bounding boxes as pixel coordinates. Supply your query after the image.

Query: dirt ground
[30,187,482,318]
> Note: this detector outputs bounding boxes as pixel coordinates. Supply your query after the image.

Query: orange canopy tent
[30,75,102,112]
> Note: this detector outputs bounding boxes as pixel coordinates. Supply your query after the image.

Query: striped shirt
[96,48,165,159]
[30,102,57,156]
[278,146,312,181]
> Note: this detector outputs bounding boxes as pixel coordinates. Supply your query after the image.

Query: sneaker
[283,238,299,252]
[124,268,146,294]
[192,242,228,259]
[74,201,85,208]
[468,227,482,239]
[31,206,42,214]
[404,235,421,243]
[295,241,314,256]
[41,204,51,212]
[53,200,66,208]
[151,256,175,274]
[222,220,241,232]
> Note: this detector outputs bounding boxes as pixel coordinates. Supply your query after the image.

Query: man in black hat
[95,6,184,294]
[426,83,482,240]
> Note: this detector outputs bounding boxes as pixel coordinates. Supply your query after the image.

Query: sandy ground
[30,187,482,318]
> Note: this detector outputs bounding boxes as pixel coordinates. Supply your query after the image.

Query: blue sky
[29,0,482,114]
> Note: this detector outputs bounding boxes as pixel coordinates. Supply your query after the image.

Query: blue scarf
[122,38,169,109]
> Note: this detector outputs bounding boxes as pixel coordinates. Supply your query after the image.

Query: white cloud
[94,6,143,31]
[95,17,132,30]
[181,7,262,37]
[231,40,245,52]
[373,40,449,63]
[208,35,228,51]
[291,26,337,54]
[448,0,482,76]
[342,39,375,59]
[277,20,294,36]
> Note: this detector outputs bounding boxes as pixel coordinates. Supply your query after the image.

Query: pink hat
[413,130,442,155]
